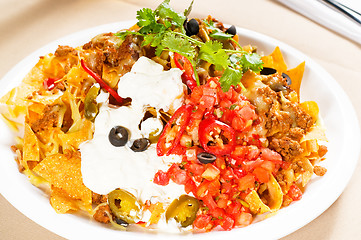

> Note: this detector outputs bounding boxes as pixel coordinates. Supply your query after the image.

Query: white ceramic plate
[0,21,360,240]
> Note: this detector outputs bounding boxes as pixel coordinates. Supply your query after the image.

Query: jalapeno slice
[165,195,200,227]
[84,85,100,120]
[108,189,141,223]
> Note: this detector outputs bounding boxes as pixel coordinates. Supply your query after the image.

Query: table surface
[1,0,360,239]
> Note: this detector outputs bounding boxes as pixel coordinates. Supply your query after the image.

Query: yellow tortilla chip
[261,47,288,73]
[23,123,40,164]
[286,61,305,98]
[245,175,283,214]
[50,186,78,214]
[245,190,271,214]
[59,119,93,151]
[33,153,92,212]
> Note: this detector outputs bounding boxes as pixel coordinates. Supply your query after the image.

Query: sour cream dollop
[80,57,187,205]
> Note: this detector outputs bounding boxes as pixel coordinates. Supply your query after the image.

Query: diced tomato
[231,116,246,131]
[288,184,303,201]
[193,214,212,229]
[225,202,242,215]
[237,174,256,191]
[261,148,283,164]
[219,214,235,231]
[207,179,221,196]
[220,99,232,109]
[214,156,226,170]
[167,164,188,185]
[242,159,263,172]
[184,178,197,195]
[221,168,235,181]
[202,194,218,210]
[260,160,276,172]
[246,145,260,160]
[252,167,270,183]
[153,170,169,186]
[190,86,203,103]
[199,95,216,111]
[237,105,257,121]
[216,194,229,209]
[234,212,252,227]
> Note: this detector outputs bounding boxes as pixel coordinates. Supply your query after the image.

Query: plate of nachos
[0,1,359,239]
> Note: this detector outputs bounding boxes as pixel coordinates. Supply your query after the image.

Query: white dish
[0,21,359,240]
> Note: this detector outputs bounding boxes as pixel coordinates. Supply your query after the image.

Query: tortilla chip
[245,174,283,214]
[50,186,78,214]
[59,120,94,151]
[245,190,271,214]
[23,123,40,164]
[261,47,288,73]
[33,153,92,212]
[286,61,305,98]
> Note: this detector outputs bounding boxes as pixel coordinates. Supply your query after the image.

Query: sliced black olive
[282,72,292,85]
[197,152,217,164]
[114,217,129,227]
[260,67,277,75]
[225,25,237,36]
[130,138,150,152]
[185,18,199,36]
[109,126,129,147]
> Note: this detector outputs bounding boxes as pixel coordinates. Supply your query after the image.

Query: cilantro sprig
[116,0,263,92]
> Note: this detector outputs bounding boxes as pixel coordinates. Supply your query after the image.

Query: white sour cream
[80,57,187,213]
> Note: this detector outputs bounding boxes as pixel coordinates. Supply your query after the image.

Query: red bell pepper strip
[43,77,60,90]
[174,52,198,91]
[198,118,236,155]
[157,104,193,156]
[80,59,123,103]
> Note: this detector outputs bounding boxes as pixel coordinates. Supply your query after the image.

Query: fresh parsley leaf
[240,53,263,73]
[228,54,242,69]
[209,31,234,40]
[156,0,186,28]
[219,67,243,92]
[203,19,233,40]
[199,41,229,71]
[115,30,141,40]
[160,32,196,58]
[184,0,194,17]
[136,8,157,28]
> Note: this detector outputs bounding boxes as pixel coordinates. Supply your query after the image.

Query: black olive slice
[109,126,129,147]
[225,25,237,36]
[260,67,277,75]
[282,72,292,85]
[185,18,199,36]
[197,152,217,164]
[130,138,150,152]
[114,217,129,227]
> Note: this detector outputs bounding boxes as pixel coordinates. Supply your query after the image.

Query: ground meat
[55,45,77,57]
[314,166,327,176]
[93,205,111,224]
[283,102,314,130]
[318,145,328,157]
[92,193,108,204]
[269,137,303,161]
[28,104,59,133]
[82,34,142,76]
[264,104,293,136]
[289,127,305,141]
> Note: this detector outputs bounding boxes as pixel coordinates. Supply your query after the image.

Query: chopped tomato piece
[193,214,212,229]
[288,184,303,201]
[234,212,252,227]
[252,167,270,183]
[237,174,256,191]
[153,170,169,186]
